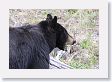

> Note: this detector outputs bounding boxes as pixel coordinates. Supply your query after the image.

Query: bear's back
[9,26,50,69]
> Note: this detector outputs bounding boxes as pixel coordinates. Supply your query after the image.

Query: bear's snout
[66,34,76,45]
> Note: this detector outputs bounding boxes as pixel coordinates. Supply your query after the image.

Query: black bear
[9,14,76,69]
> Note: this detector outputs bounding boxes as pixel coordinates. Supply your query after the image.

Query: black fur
[9,14,68,69]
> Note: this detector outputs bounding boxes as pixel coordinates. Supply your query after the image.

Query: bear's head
[39,14,76,51]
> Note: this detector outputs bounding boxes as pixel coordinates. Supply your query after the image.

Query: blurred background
[9,9,99,69]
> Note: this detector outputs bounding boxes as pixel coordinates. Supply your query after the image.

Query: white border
[0,0,108,78]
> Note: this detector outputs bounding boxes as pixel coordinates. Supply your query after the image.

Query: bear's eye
[51,29,56,33]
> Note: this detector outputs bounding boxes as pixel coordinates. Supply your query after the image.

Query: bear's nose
[72,40,76,45]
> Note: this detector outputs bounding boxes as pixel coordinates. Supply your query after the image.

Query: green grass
[80,39,91,49]
[69,59,90,69]
[68,54,98,69]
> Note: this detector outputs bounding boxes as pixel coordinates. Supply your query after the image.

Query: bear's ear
[52,16,57,24]
[46,14,52,23]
